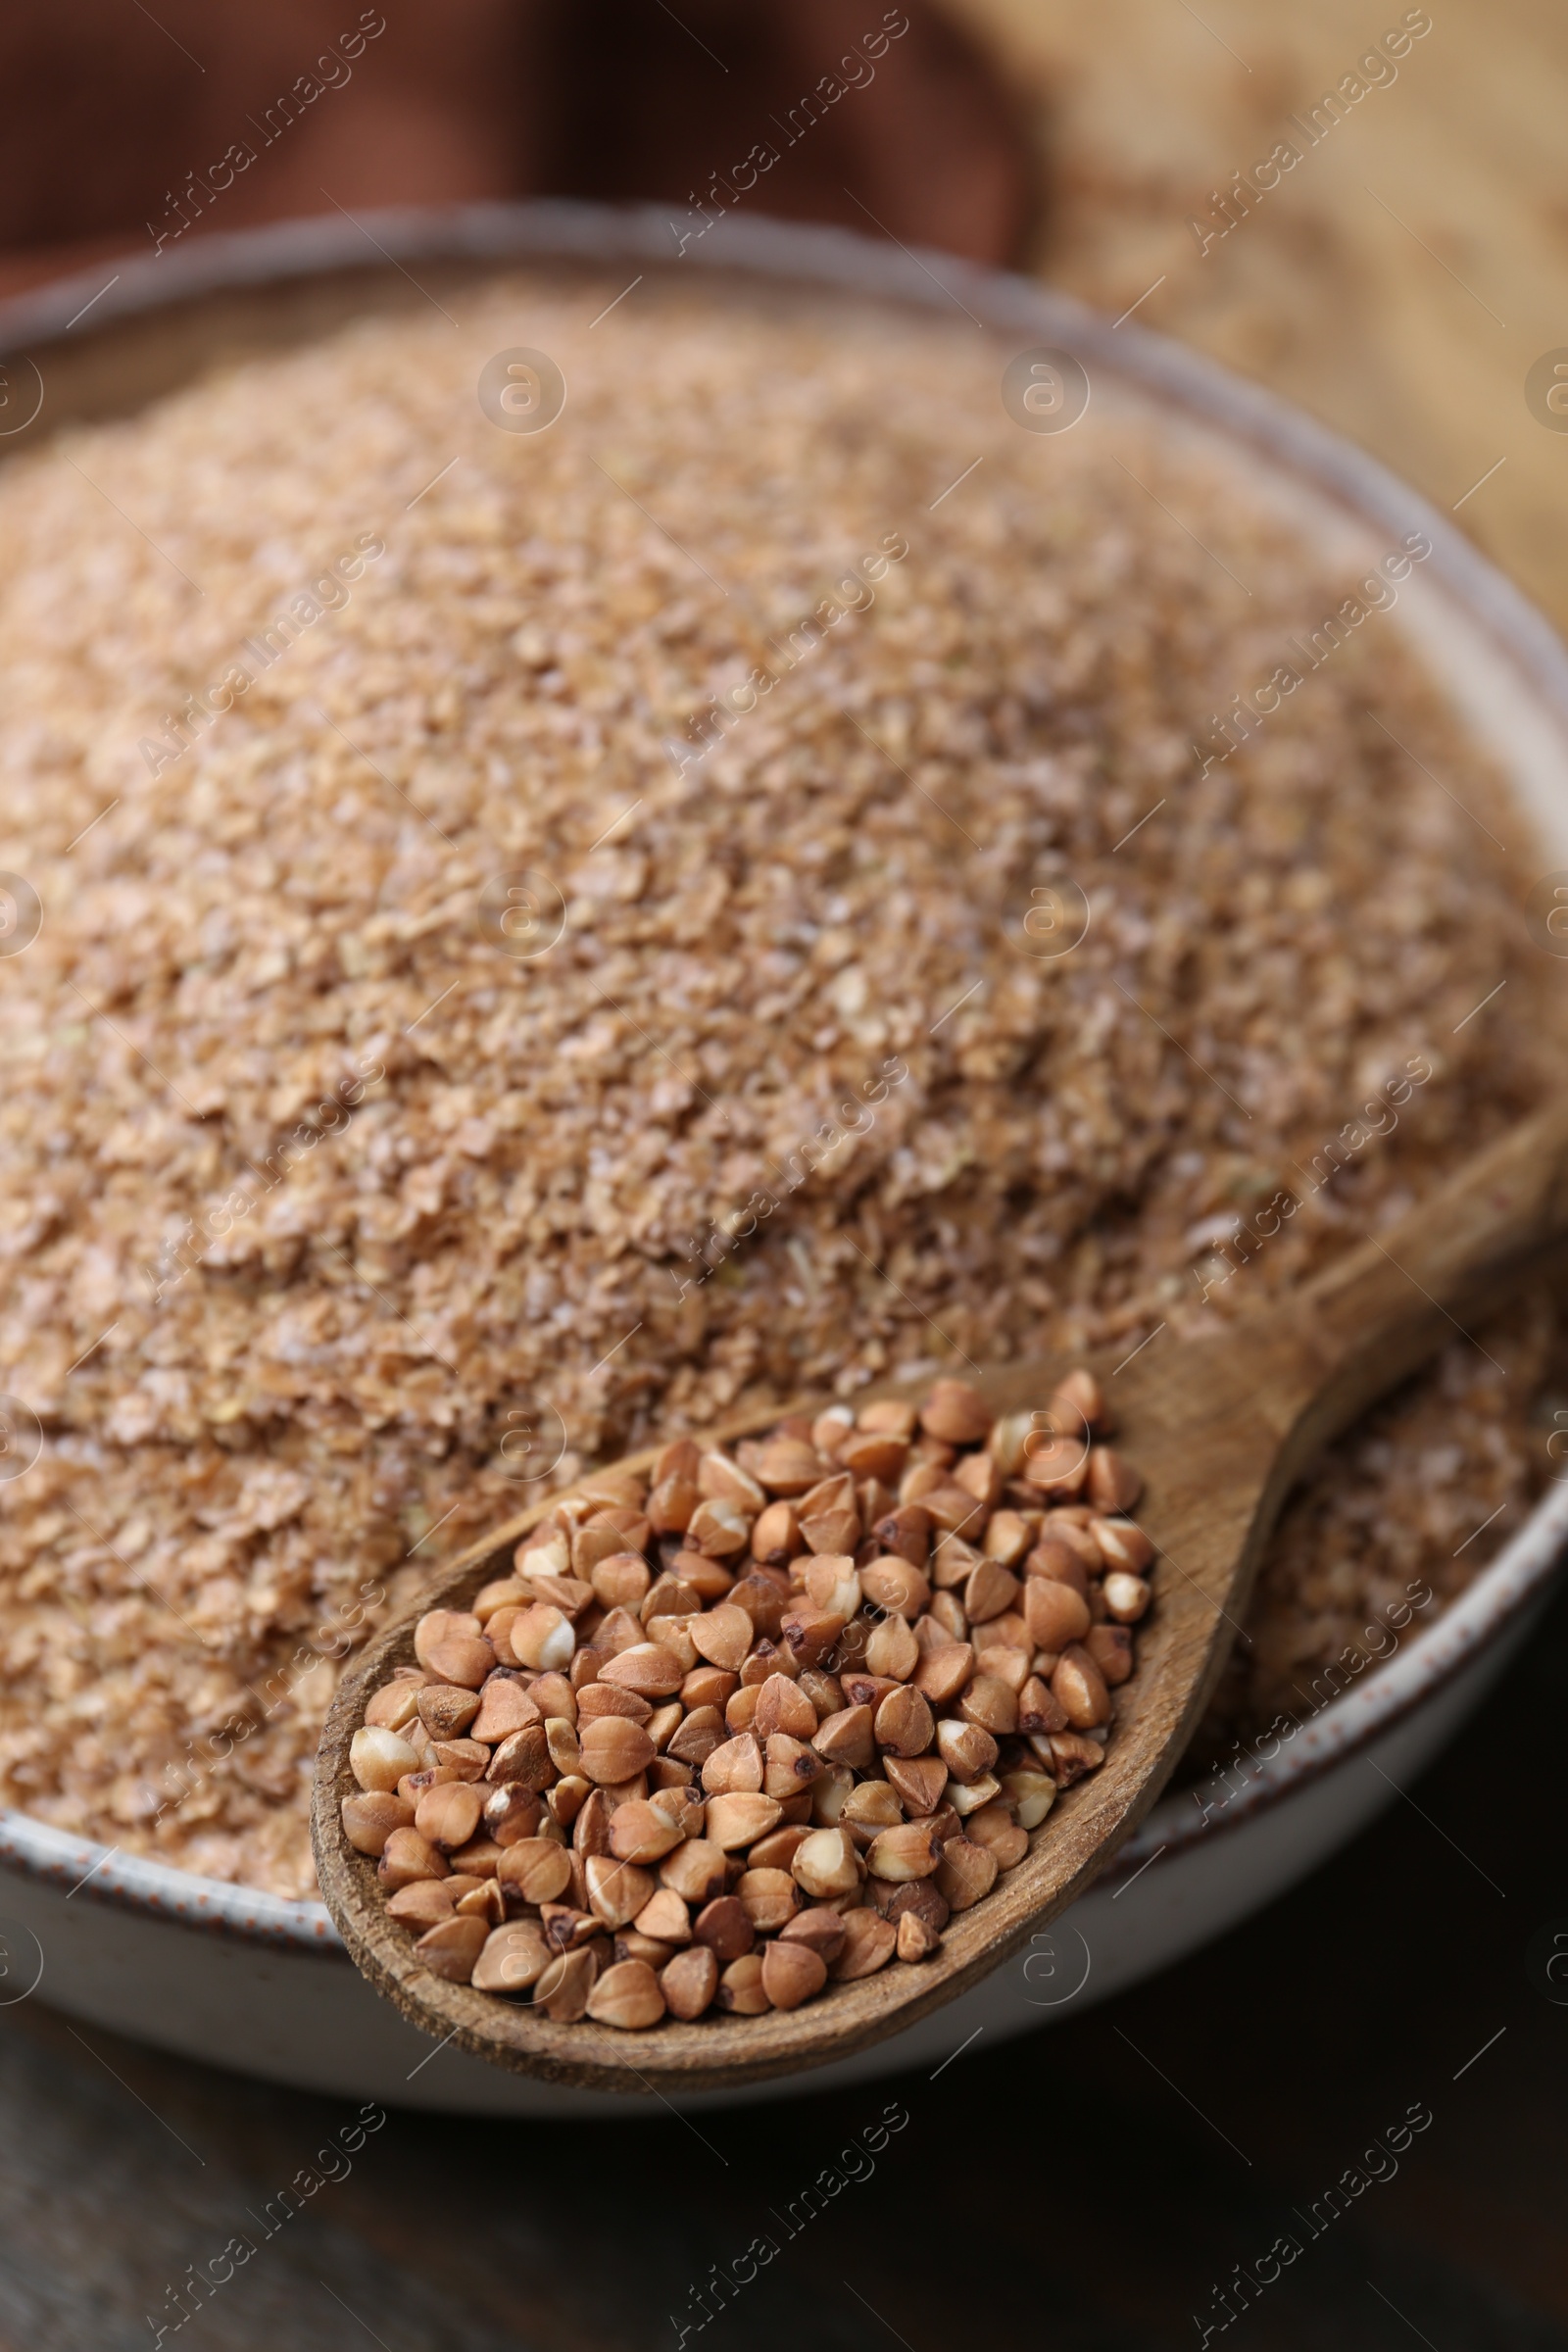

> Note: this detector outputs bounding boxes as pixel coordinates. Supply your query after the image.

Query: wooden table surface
[3,1580,1566,2351]
[5,4,1568,2342]
[956,0,1568,636]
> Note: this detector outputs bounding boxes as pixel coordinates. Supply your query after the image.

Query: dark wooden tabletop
[4,1573,1566,2352]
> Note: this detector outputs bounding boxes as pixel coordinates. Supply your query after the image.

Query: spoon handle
[1280,1090,1568,1462]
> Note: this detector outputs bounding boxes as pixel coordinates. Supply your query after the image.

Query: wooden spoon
[313,1098,1568,2092]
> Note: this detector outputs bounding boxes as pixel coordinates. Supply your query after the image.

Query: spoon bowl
[314,1098,1568,2091]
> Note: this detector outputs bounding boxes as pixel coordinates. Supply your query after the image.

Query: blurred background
[2,0,1563,627]
[2,5,1566,2347]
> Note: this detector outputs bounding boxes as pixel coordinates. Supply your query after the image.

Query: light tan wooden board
[949,0,1568,636]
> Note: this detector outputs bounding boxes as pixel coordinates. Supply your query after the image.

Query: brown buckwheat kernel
[357,1377,1149,2024]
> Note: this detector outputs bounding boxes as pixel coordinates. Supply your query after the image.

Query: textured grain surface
[313,1093,1568,2087]
[4,248,1560,1901]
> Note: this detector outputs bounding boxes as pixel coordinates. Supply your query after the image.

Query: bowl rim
[2,195,1566,1952]
[7,1471,1563,1947]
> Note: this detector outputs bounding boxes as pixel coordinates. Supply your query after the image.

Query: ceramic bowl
[2,201,1565,2113]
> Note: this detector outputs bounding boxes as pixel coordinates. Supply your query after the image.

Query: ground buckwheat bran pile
[0,270,1561,1895]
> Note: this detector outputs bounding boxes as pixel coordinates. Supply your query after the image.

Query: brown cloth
[0,0,1034,296]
